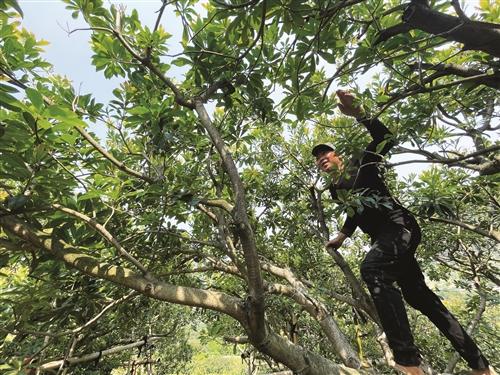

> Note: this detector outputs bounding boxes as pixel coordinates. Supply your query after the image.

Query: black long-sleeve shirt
[329,118,408,238]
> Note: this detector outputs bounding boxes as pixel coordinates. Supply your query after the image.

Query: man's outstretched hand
[337,90,364,119]
[326,232,348,250]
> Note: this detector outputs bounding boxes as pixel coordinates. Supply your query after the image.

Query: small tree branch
[374,23,413,45]
[375,73,499,117]
[51,204,149,275]
[0,67,154,183]
[427,216,500,242]
[199,79,235,103]
[224,335,249,344]
[391,145,500,174]
[308,187,376,317]
[199,198,234,213]
[75,24,194,109]
[6,292,136,339]
[38,336,162,371]
[73,127,155,183]
[409,63,500,90]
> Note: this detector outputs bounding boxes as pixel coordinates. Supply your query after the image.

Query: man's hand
[337,90,364,119]
[326,232,348,250]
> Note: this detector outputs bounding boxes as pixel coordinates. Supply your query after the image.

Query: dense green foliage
[0,0,498,374]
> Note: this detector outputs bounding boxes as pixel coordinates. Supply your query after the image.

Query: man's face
[315,150,343,173]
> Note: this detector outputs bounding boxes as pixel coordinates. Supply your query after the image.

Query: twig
[427,216,499,242]
[74,126,155,183]
[374,73,497,118]
[51,204,150,275]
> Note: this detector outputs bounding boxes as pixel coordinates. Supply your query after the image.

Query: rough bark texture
[262,262,360,367]
[403,1,500,57]
[254,331,370,375]
[267,282,361,368]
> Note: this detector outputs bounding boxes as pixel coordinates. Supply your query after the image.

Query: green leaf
[479,0,490,11]
[0,83,19,94]
[25,88,44,110]
[375,140,388,154]
[346,206,355,217]
[21,111,37,132]
[172,57,191,67]
[5,0,23,17]
[128,106,150,115]
[44,105,87,127]
[0,91,25,112]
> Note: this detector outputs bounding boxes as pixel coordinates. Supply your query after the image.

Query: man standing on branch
[312,90,495,375]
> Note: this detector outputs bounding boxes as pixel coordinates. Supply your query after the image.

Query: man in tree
[312,90,495,375]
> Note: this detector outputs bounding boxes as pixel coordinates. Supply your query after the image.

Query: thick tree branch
[0,215,245,321]
[256,331,367,375]
[193,99,266,343]
[402,1,500,58]
[266,282,361,369]
[199,198,234,213]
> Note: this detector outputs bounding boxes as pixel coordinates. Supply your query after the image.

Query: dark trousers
[360,216,489,369]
